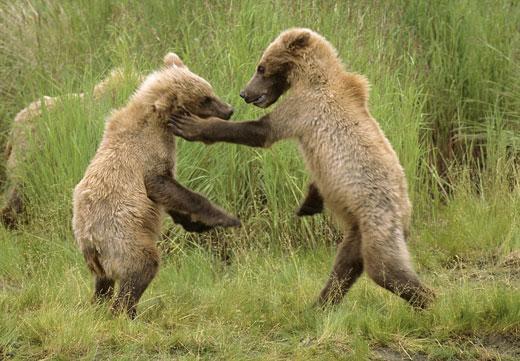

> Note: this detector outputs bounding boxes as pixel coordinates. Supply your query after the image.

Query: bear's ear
[153,93,177,114]
[287,30,311,51]
[163,52,186,68]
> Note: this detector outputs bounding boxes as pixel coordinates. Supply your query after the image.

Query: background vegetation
[0,0,518,359]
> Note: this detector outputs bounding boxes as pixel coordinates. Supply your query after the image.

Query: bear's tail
[82,246,105,277]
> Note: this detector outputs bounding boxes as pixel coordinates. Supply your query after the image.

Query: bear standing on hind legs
[73,53,240,318]
[170,28,435,309]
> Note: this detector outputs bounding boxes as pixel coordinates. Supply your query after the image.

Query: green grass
[0,0,519,359]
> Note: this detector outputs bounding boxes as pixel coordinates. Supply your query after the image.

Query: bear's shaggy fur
[171,29,434,308]
[73,53,239,318]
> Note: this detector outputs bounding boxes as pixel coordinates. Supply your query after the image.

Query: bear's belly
[73,182,162,245]
[297,141,394,221]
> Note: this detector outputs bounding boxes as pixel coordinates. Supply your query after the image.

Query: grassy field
[0,0,519,359]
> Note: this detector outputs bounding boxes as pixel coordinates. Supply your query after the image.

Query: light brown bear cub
[73,53,240,318]
[171,29,434,308]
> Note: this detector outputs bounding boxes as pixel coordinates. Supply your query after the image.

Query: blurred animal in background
[1,68,143,229]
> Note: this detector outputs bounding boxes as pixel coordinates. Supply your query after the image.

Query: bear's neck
[290,60,369,111]
[107,102,153,133]
[290,56,344,90]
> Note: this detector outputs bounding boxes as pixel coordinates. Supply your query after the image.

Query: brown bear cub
[73,53,240,318]
[171,29,435,309]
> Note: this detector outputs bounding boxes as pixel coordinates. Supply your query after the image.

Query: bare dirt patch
[372,346,427,361]
[474,334,520,360]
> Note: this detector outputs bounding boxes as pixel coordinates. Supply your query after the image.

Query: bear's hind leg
[317,223,363,306]
[112,246,159,319]
[93,276,115,302]
[1,186,25,229]
[361,221,434,309]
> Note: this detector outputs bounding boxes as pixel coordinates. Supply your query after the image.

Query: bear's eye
[257,65,265,74]
[201,96,212,106]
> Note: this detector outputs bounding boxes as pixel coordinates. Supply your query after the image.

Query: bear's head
[137,53,234,124]
[240,28,337,108]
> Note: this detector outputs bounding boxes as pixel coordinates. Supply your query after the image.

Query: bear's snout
[239,90,259,104]
[223,107,234,120]
[239,90,261,104]
[217,103,234,120]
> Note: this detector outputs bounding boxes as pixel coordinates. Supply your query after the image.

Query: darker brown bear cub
[73,53,240,318]
[171,29,435,309]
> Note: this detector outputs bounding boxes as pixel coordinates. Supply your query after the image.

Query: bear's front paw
[201,209,241,230]
[181,221,214,233]
[168,112,204,141]
[220,215,241,228]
